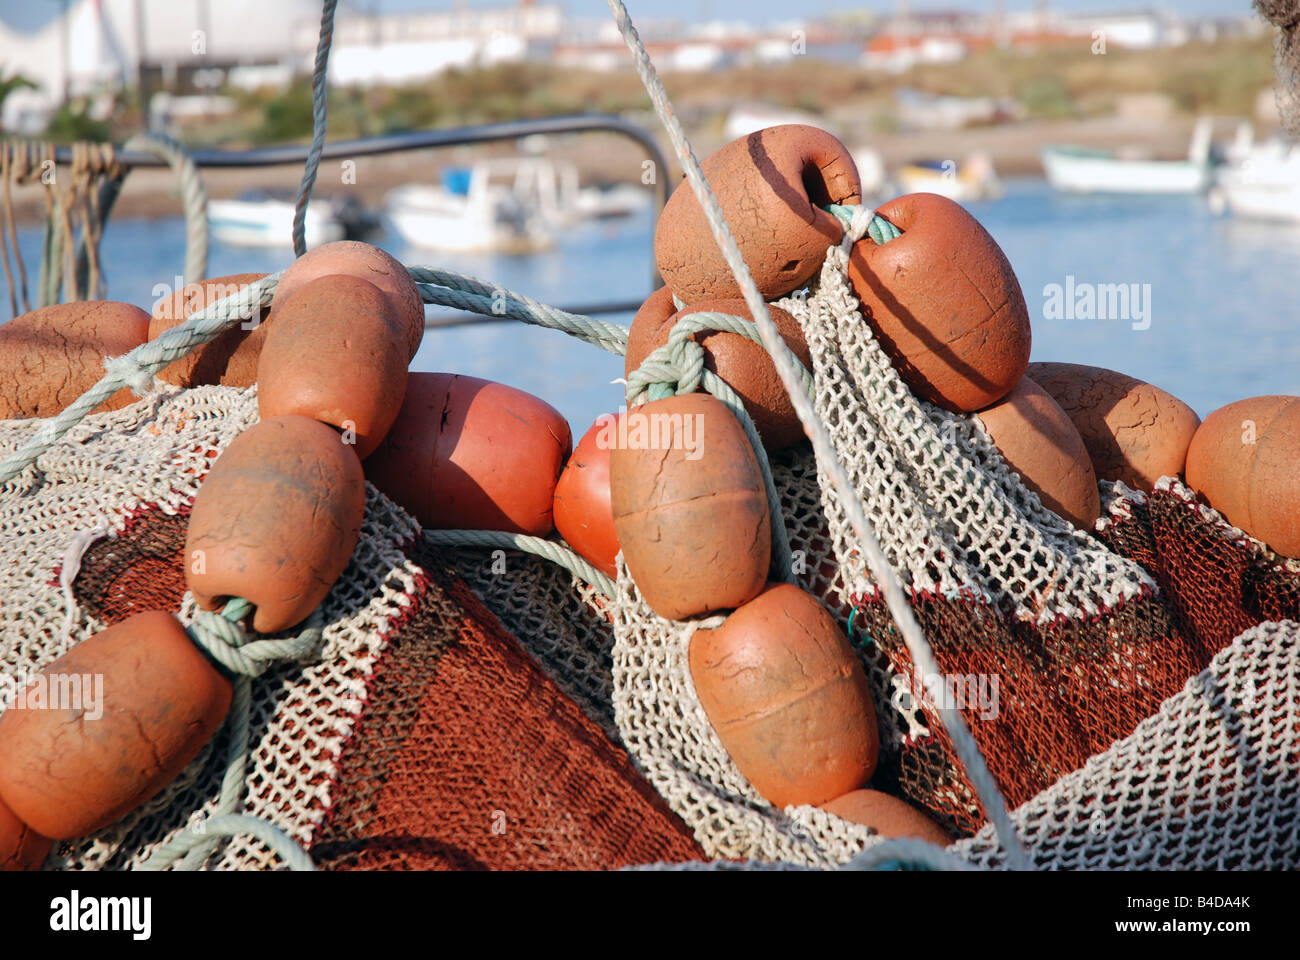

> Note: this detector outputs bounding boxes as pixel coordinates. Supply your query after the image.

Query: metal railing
[53,114,667,324]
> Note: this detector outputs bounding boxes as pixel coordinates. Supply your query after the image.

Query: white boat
[574,183,652,220]
[1042,118,1214,195]
[894,153,1003,203]
[208,191,346,248]
[1208,126,1300,224]
[386,157,576,253]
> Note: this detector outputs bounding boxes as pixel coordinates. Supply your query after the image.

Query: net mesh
[2,243,1298,868]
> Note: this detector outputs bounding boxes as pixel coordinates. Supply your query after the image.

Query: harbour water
[3,177,1297,437]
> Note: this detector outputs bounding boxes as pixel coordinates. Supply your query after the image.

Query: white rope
[604,0,1029,869]
[59,520,111,644]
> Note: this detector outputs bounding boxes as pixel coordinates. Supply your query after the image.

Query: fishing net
[585,233,1293,865]
[438,234,1300,869]
[0,383,703,870]
[1259,0,1300,135]
[2,262,1297,869]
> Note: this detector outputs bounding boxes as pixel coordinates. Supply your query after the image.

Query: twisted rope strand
[292,0,339,257]
[425,529,617,600]
[123,133,208,285]
[410,266,631,355]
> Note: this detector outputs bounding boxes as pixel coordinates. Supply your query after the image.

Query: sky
[0,0,1260,35]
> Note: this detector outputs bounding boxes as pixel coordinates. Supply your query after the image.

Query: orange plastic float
[609,393,770,620]
[554,414,622,578]
[0,611,231,840]
[366,373,572,537]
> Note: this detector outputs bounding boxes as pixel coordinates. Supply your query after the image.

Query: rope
[138,600,324,872]
[122,133,208,285]
[840,837,978,872]
[425,529,617,600]
[409,266,630,355]
[604,0,1029,870]
[0,272,278,486]
[292,0,339,257]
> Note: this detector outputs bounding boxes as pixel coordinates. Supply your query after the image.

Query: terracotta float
[0,611,231,839]
[0,301,151,418]
[625,293,812,450]
[655,124,861,302]
[185,415,366,632]
[848,193,1031,413]
[257,274,408,460]
[1185,395,1300,557]
[271,240,426,359]
[609,393,770,620]
[977,377,1101,530]
[149,273,270,389]
[689,583,878,808]
[1025,362,1201,491]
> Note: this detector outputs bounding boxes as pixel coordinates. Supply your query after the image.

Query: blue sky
[0,0,1260,34]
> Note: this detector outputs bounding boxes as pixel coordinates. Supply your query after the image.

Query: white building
[314,3,565,87]
[0,0,323,132]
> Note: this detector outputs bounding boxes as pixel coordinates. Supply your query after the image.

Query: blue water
[3,177,1298,436]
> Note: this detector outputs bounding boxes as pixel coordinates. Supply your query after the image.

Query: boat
[1042,117,1215,195]
[894,152,1003,203]
[207,190,351,248]
[1208,125,1300,223]
[386,157,578,253]
[573,182,652,220]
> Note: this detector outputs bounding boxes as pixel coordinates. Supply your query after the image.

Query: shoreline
[1,114,1212,228]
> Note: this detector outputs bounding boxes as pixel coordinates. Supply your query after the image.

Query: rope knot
[187,603,325,679]
[625,327,708,404]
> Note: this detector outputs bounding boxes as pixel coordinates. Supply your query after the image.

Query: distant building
[316,2,566,86]
[0,0,322,133]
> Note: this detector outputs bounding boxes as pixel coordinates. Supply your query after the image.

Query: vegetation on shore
[14,32,1279,148]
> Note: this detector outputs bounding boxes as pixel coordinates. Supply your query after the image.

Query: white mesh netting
[586,234,1180,866]
[0,383,426,870]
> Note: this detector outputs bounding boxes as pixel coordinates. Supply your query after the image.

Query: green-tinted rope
[425,529,616,599]
[409,266,630,355]
[139,598,324,872]
[824,203,902,245]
